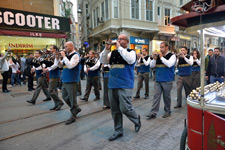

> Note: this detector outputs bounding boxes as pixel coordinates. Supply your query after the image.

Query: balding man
[100,33,141,141]
[58,41,82,125]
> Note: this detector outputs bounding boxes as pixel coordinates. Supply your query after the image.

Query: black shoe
[80,98,88,102]
[3,90,9,93]
[174,105,182,109]
[55,103,64,111]
[135,115,141,132]
[28,89,32,91]
[75,107,82,115]
[43,98,51,101]
[93,97,100,101]
[49,105,58,110]
[145,113,156,119]
[27,100,35,105]
[162,112,171,118]
[65,117,76,125]
[144,95,149,99]
[103,106,110,109]
[32,88,36,90]
[108,133,123,141]
[133,96,140,99]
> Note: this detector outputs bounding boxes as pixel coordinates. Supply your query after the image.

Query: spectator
[206,47,225,83]
[0,49,10,93]
[9,58,21,86]
[205,49,214,84]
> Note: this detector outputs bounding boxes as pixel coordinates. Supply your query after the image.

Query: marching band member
[80,50,100,102]
[134,48,150,99]
[42,45,64,111]
[58,41,82,125]
[102,64,110,109]
[145,42,176,119]
[100,33,141,141]
[174,46,193,109]
[26,50,51,105]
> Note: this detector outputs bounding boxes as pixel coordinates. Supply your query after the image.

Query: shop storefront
[0,7,70,55]
[130,37,149,54]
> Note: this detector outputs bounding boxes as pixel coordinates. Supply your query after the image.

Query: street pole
[200,28,205,107]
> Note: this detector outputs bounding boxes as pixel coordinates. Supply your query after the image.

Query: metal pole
[200,28,205,107]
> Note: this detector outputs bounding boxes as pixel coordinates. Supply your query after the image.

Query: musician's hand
[158,52,163,58]
[115,41,120,49]
[60,51,66,58]
[105,39,112,50]
[31,68,35,72]
[181,53,185,58]
[140,54,144,59]
[42,68,48,74]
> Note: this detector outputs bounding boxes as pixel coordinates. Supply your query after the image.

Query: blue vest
[85,58,99,77]
[139,56,150,73]
[35,70,44,78]
[178,55,192,76]
[108,49,135,89]
[61,52,81,83]
[155,53,175,82]
[192,61,200,72]
[49,68,60,78]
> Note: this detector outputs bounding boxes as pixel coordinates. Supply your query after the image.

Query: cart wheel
[180,127,188,150]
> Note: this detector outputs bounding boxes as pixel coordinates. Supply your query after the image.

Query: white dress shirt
[138,56,151,66]
[0,51,9,73]
[59,50,79,69]
[47,58,59,71]
[84,59,100,72]
[176,55,194,66]
[100,46,136,64]
[150,52,176,68]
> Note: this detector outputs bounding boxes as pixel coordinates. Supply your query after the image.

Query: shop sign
[130,37,149,45]
[9,42,33,48]
[0,7,70,32]
[179,35,191,40]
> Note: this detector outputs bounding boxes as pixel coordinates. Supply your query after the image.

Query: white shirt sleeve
[35,64,46,70]
[160,54,176,68]
[118,47,136,64]
[47,58,59,71]
[62,53,79,69]
[100,49,110,64]
[143,57,151,66]
[0,51,9,61]
[84,65,87,72]
[184,56,194,65]
[194,58,201,66]
[150,59,156,68]
[89,60,100,71]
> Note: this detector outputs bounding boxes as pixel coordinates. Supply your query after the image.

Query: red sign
[9,43,33,48]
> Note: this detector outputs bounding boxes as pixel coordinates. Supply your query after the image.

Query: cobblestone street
[0,77,187,150]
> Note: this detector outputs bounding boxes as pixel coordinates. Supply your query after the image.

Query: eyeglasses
[117,38,127,41]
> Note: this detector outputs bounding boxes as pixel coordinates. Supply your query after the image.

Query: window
[93,9,96,28]
[180,0,183,6]
[105,0,109,20]
[86,4,88,15]
[157,7,161,25]
[101,2,105,20]
[96,7,99,26]
[131,0,139,19]
[164,8,170,26]
[113,0,119,18]
[146,0,153,21]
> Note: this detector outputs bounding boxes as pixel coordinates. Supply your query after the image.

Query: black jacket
[206,55,225,77]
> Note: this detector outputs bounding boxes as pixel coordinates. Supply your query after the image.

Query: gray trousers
[103,77,110,107]
[62,82,80,118]
[31,76,51,102]
[83,76,100,100]
[191,71,200,90]
[48,78,63,106]
[176,75,192,106]
[150,81,173,115]
[135,72,149,96]
[108,88,139,134]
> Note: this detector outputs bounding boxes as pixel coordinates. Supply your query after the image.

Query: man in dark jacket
[206,47,225,83]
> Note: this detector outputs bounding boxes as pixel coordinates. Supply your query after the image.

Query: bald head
[64,41,74,53]
[118,33,129,48]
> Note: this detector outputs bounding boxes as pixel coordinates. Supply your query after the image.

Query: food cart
[171,1,225,149]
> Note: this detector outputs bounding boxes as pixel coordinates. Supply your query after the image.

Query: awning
[0,29,67,38]
[171,4,225,28]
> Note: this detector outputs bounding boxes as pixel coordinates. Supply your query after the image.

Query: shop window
[164,8,170,26]
[131,0,139,19]
[146,0,153,21]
